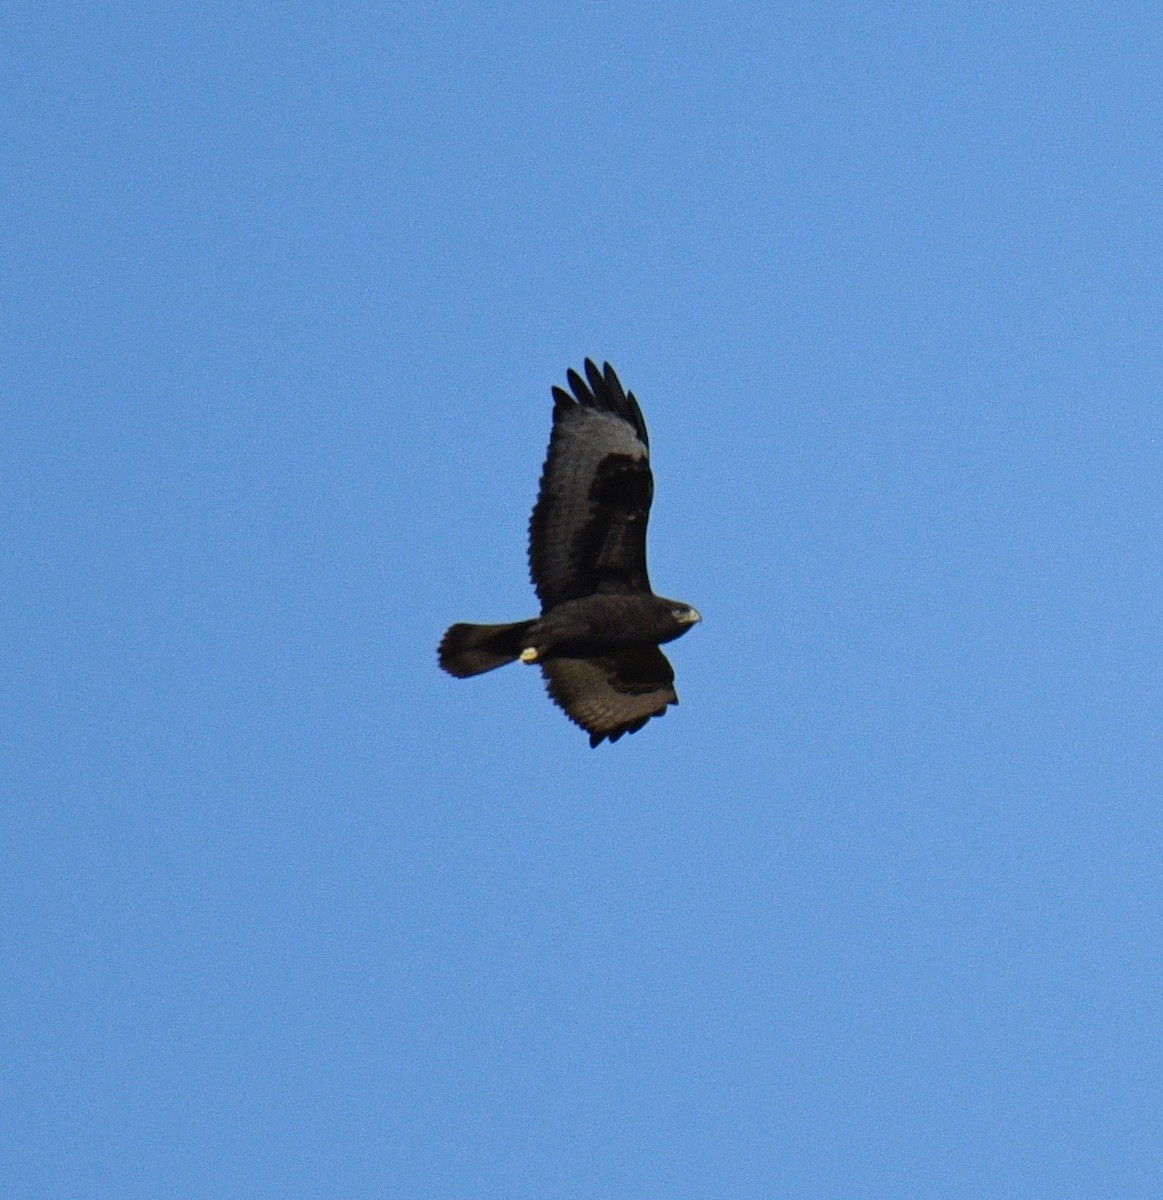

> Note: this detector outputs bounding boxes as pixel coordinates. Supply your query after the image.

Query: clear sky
[4,4,1162,1196]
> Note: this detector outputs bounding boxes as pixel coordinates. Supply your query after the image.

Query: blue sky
[4,4,1162,1196]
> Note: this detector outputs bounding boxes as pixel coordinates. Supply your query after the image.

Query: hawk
[438,360,700,746]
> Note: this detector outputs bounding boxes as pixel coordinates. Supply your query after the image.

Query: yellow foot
[519,647,539,663]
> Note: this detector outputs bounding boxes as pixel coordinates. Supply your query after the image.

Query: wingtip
[566,367,590,404]
[555,360,650,448]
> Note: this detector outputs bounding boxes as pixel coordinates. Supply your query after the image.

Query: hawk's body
[438,360,699,746]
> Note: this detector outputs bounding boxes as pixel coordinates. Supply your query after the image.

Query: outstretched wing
[528,360,653,610]
[540,647,677,747]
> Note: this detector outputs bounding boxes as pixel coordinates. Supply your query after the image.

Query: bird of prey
[438,359,700,746]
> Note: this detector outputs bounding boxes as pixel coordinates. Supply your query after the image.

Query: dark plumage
[438,360,700,746]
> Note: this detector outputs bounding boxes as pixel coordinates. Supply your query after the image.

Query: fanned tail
[438,620,536,678]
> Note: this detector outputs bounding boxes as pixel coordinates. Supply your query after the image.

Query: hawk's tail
[438,620,536,678]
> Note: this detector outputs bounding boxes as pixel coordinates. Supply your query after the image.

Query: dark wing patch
[540,647,677,747]
[529,360,653,609]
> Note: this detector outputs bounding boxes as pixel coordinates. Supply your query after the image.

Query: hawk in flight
[438,360,700,746]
